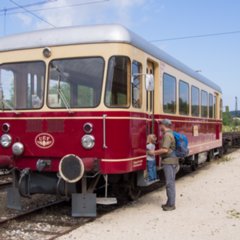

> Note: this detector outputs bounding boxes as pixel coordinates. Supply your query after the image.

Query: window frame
[163,73,177,114]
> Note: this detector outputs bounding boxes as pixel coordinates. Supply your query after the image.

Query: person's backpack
[173,131,189,158]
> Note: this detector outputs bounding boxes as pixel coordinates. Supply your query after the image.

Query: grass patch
[216,156,232,164]
[227,209,240,219]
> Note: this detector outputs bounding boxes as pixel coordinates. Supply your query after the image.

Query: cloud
[15,0,150,30]
[15,13,32,26]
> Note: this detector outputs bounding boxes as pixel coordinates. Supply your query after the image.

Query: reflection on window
[132,61,142,108]
[0,62,45,110]
[209,94,214,118]
[191,86,200,117]
[48,57,104,108]
[201,90,208,117]
[179,80,189,115]
[105,56,130,107]
[163,73,176,114]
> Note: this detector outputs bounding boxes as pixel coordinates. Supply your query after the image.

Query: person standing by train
[149,119,179,211]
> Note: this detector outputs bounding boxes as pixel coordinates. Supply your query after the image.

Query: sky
[0,0,240,110]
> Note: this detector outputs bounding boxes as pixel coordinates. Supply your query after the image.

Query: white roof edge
[0,24,222,93]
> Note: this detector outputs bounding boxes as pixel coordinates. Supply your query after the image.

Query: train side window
[105,56,130,108]
[214,95,217,119]
[191,86,200,117]
[179,80,189,115]
[209,93,214,118]
[132,61,142,108]
[201,90,208,118]
[163,73,176,114]
[220,98,223,119]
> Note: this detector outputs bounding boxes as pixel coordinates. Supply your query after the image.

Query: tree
[223,106,233,126]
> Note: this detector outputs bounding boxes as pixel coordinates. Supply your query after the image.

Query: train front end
[0,37,147,217]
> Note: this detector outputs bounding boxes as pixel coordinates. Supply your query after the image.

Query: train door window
[163,73,176,114]
[201,90,208,118]
[0,61,45,110]
[209,93,214,118]
[105,56,130,108]
[48,57,104,108]
[132,61,142,108]
[147,61,155,113]
[191,86,200,117]
[179,80,189,115]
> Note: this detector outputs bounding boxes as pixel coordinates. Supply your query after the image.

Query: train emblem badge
[35,133,55,149]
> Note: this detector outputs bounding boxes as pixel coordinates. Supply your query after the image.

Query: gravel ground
[58,150,240,240]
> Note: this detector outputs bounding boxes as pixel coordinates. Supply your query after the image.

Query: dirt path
[58,150,240,240]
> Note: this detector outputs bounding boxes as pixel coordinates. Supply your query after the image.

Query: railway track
[0,194,117,240]
[0,172,12,190]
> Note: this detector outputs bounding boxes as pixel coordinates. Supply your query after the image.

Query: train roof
[0,24,222,93]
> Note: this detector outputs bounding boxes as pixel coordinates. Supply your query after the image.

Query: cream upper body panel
[0,24,222,119]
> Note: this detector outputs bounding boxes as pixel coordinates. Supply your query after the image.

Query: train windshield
[0,61,45,110]
[48,57,104,109]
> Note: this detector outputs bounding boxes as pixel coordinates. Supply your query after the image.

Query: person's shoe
[161,203,169,208]
[162,205,176,211]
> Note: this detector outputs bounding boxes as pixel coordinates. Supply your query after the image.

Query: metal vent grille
[26,120,43,133]
[47,119,64,133]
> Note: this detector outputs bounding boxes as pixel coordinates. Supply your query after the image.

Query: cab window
[105,56,130,108]
[0,61,45,110]
[48,57,104,108]
[132,61,142,108]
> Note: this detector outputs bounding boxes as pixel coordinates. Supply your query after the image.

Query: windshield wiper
[0,97,18,115]
[51,63,73,113]
[0,82,18,114]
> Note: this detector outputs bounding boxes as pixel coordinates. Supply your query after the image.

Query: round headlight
[0,134,12,148]
[81,135,95,149]
[12,142,24,156]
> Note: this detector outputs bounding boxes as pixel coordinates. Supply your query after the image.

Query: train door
[146,60,155,134]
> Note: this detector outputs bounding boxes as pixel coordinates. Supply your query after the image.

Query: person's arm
[149,148,168,156]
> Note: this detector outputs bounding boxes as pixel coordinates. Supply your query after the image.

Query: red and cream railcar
[0,25,222,216]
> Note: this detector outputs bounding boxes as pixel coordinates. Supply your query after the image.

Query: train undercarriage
[6,145,227,217]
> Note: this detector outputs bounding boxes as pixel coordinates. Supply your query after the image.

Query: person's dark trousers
[163,164,178,206]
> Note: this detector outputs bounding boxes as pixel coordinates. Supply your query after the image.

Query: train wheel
[128,173,141,201]
[191,156,198,171]
[207,150,214,162]
[218,147,224,158]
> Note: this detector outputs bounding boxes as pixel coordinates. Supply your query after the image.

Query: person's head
[159,119,172,132]
[147,134,157,144]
